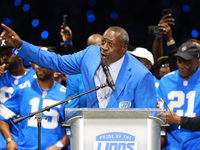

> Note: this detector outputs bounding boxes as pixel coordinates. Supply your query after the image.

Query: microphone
[160,97,173,127]
[160,97,171,112]
[101,59,116,91]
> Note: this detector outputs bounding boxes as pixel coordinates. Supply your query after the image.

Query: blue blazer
[66,74,87,108]
[14,41,157,108]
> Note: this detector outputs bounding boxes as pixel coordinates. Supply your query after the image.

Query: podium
[64,108,166,150]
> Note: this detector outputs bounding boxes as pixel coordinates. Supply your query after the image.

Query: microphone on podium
[101,59,116,91]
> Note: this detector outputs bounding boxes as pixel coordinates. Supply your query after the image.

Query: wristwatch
[166,39,175,46]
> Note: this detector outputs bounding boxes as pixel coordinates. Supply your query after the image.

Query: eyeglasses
[160,63,169,68]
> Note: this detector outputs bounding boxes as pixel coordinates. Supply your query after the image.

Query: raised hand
[158,23,174,42]
[159,14,175,26]
[0,23,22,48]
[60,24,72,43]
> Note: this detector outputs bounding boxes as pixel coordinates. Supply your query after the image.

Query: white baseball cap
[128,47,154,65]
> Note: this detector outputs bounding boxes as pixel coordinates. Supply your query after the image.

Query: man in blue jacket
[0,23,157,109]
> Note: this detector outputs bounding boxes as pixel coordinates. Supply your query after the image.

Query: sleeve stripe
[0,104,16,120]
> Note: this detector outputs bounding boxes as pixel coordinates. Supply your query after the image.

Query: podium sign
[64,108,165,150]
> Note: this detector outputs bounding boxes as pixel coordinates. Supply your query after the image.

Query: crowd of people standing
[0,9,200,150]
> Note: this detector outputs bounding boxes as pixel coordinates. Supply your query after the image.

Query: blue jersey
[0,79,67,150]
[153,75,160,90]
[153,75,160,96]
[153,75,164,109]
[0,67,36,103]
[158,69,200,150]
[0,67,35,149]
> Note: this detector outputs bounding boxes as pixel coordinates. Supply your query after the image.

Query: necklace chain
[37,81,49,98]
[36,80,56,98]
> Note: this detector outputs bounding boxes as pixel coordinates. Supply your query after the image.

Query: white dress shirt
[94,56,125,108]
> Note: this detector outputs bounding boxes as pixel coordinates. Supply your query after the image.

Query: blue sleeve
[135,72,157,108]
[66,75,87,108]
[65,75,80,107]
[13,41,87,75]
[157,81,163,101]
[64,75,82,108]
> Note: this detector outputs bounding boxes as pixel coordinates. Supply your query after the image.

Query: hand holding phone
[162,8,172,17]
[63,15,67,33]
[160,8,174,27]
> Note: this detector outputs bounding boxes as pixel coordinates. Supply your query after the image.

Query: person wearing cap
[128,47,167,148]
[127,47,162,90]
[157,56,170,80]
[0,47,71,149]
[128,47,154,70]
[185,38,200,68]
[157,42,200,149]
[128,47,160,86]
[0,39,35,150]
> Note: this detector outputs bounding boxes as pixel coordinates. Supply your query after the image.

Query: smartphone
[162,8,172,17]
[63,15,67,33]
[148,25,160,34]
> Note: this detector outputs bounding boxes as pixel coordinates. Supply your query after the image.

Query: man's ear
[122,45,128,54]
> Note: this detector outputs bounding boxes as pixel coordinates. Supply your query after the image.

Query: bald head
[87,34,102,47]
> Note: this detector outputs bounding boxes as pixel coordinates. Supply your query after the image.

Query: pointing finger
[1,23,13,33]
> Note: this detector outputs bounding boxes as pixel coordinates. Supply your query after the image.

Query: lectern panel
[65,108,165,150]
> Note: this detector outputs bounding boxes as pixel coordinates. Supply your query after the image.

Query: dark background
[1,0,200,55]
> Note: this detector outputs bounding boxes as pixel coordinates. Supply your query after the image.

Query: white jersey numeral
[0,87,14,103]
[168,91,196,117]
[19,80,31,89]
[27,98,61,129]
